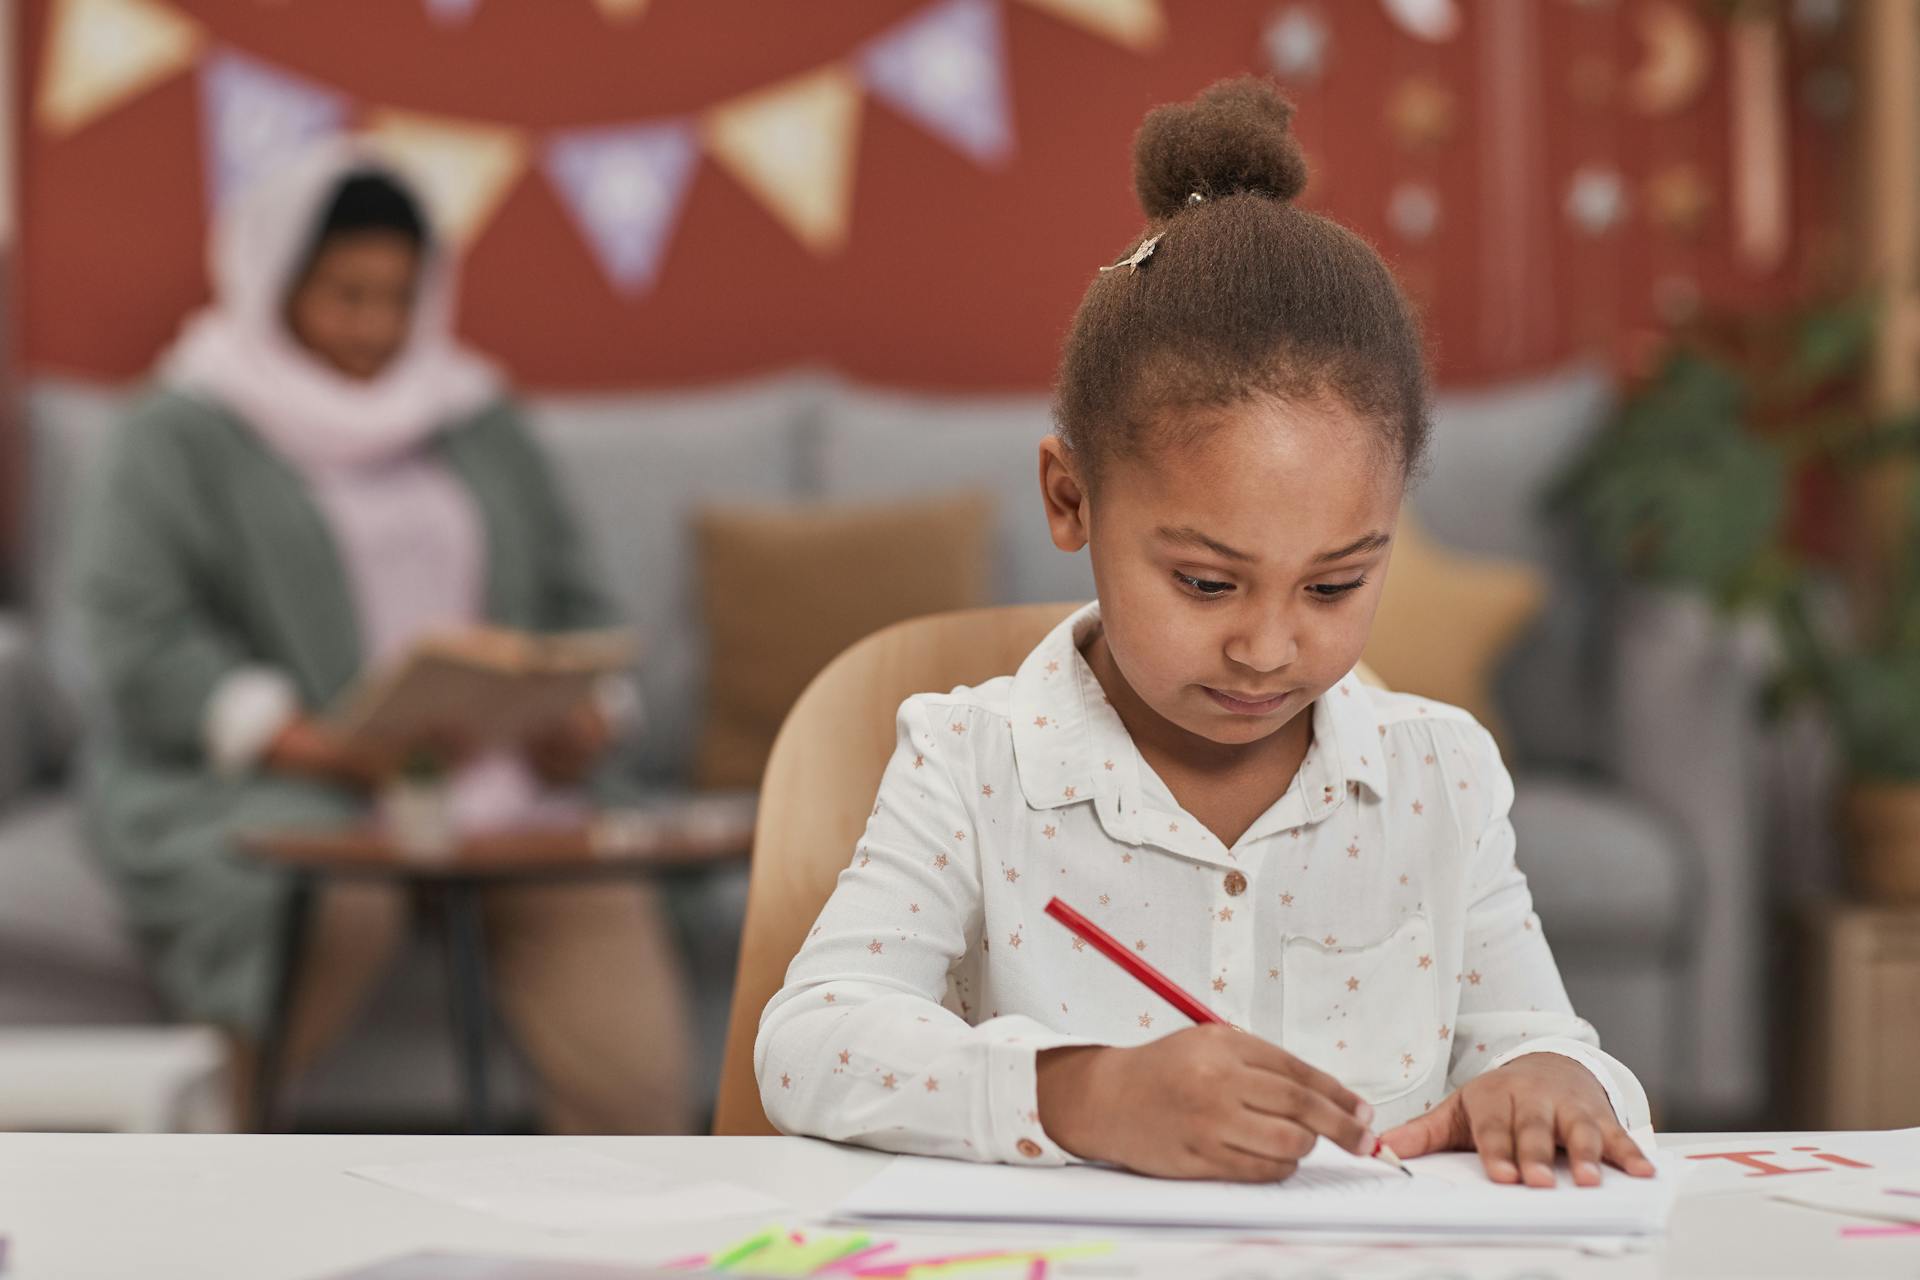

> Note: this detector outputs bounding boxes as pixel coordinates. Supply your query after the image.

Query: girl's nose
[1224,608,1298,674]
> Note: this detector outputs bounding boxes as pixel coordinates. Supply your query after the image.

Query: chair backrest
[712,602,1079,1136]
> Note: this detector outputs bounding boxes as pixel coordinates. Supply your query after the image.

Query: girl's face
[285,231,421,381]
[1040,394,1403,751]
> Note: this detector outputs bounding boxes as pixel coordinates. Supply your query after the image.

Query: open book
[836,1137,1679,1240]
[327,627,638,753]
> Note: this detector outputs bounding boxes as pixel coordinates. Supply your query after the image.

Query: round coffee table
[237,798,754,1134]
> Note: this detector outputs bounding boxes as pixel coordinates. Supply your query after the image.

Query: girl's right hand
[1036,1024,1376,1181]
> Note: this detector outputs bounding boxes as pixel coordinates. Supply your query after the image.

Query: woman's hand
[525,704,613,786]
[1036,1024,1375,1182]
[1378,1052,1656,1187]
[262,716,391,789]
[263,718,475,789]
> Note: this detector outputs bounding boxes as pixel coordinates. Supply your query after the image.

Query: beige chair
[712,603,1077,1136]
[709,603,1386,1135]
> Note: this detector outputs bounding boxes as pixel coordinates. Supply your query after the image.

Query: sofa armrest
[1605,585,1775,1121]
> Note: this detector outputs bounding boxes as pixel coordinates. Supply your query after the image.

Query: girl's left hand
[1377,1052,1657,1188]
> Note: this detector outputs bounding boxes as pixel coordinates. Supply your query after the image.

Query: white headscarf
[161,137,502,470]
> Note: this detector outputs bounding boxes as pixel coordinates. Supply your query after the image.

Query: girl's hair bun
[1132,76,1309,220]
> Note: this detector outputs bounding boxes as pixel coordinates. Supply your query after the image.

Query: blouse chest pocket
[1279,913,1441,1106]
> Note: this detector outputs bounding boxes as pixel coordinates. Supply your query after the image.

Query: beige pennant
[1015,0,1165,51]
[704,65,863,256]
[363,110,529,250]
[591,0,649,20]
[37,0,203,135]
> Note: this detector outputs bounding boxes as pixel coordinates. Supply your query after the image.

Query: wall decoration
[1630,0,1711,116]
[1380,0,1459,43]
[1262,5,1329,83]
[36,0,201,134]
[543,121,699,294]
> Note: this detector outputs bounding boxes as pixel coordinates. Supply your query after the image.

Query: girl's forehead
[1121,398,1401,513]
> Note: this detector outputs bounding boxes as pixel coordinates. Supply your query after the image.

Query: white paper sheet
[348,1148,786,1234]
[1772,1175,1920,1226]
[834,1137,1680,1239]
[1672,1129,1920,1198]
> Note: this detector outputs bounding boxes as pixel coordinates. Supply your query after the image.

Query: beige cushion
[1361,513,1546,750]
[693,493,995,789]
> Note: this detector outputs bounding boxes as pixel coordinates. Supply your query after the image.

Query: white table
[0,1132,1915,1279]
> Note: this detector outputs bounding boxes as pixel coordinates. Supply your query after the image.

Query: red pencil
[1043,896,1223,1025]
[1042,894,1411,1177]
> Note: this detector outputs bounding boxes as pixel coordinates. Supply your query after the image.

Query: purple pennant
[424,0,480,22]
[860,0,1013,167]
[197,50,350,210]
[544,121,699,294]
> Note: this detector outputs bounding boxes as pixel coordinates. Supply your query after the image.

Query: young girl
[756,79,1655,1188]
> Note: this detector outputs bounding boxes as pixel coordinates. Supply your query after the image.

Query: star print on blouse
[1121,852,1133,864]
[925,1077,939,1092]
[1138,1013,1153,1028]
[1009,930,1023,949]
[981,784,993,797]
[912,755,924,769]
[881,1073,898,1089]
[824,993,837,1003]
[1399,874,1410,886]
[1003,866,1020,884]
[1217,907,1234,922]
[1033,716,1049,728]
[951,722,967,735]
[933,853,949,870]
[1412,800,1425,815]
[1211,976,1227,993]
[1042,824,1056,839]
[1346,976,1361,991]
[838,1050,851,1065]
[1104,759,1115,770]
[1045,660,1060,674]
[1071,937,1087,951]
[1063,786,1077,799]
[1336,1039,1347,1050]
[1280,892,1294,906]
[868,940,884,955]
[1098,894,1111,906]
[1418,954,1433,969]
[1134,939,1147,951]
[1268,967,1279,979]
[1324,934,1338,946]
[1347,841,1360,858]
[1438,1024,1451,1039]
[1467,970,1483,985]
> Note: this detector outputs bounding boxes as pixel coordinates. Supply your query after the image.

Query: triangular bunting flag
[861,0,1013,166]
[198,49,350,209]
[544,120,699,293]
[37,0,202,135]
[363,111,529,250]
[1015,0,1165,51]
[424,0,480,23]
[704,66,863,256]
[591,0,649,20]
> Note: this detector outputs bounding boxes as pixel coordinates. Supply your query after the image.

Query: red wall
[15,0,1851,392]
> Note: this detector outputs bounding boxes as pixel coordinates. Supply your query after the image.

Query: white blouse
[756,603,1647,1166]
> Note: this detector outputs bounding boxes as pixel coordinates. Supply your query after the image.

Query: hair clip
[1187,191,1206,205]
[1099,232,1163,275]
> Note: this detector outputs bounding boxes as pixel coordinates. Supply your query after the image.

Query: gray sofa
[0,366,1772,1127]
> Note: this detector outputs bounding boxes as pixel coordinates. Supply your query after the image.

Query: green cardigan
[74,389,625,1034]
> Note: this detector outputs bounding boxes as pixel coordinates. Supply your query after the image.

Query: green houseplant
[1553,299,1920,898]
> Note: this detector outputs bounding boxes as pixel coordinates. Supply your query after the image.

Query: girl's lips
[1204,686,1294,715]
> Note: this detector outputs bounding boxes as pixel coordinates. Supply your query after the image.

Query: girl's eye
[1309,577,1368,601]
[1173,571,1233,597]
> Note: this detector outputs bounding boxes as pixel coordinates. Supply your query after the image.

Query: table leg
[252,871,314,1133]
[441,883,494,1134]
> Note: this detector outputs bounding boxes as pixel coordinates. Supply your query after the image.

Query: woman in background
[74,141,691,1134]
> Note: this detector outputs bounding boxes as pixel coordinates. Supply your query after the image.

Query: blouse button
[1017,1138,1044,1159]
[1223,870,1248,897]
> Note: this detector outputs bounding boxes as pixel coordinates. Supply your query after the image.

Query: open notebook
[836,1138,1679,1239]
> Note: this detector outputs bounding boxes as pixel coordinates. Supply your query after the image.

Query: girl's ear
[1037,435,1091,553]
